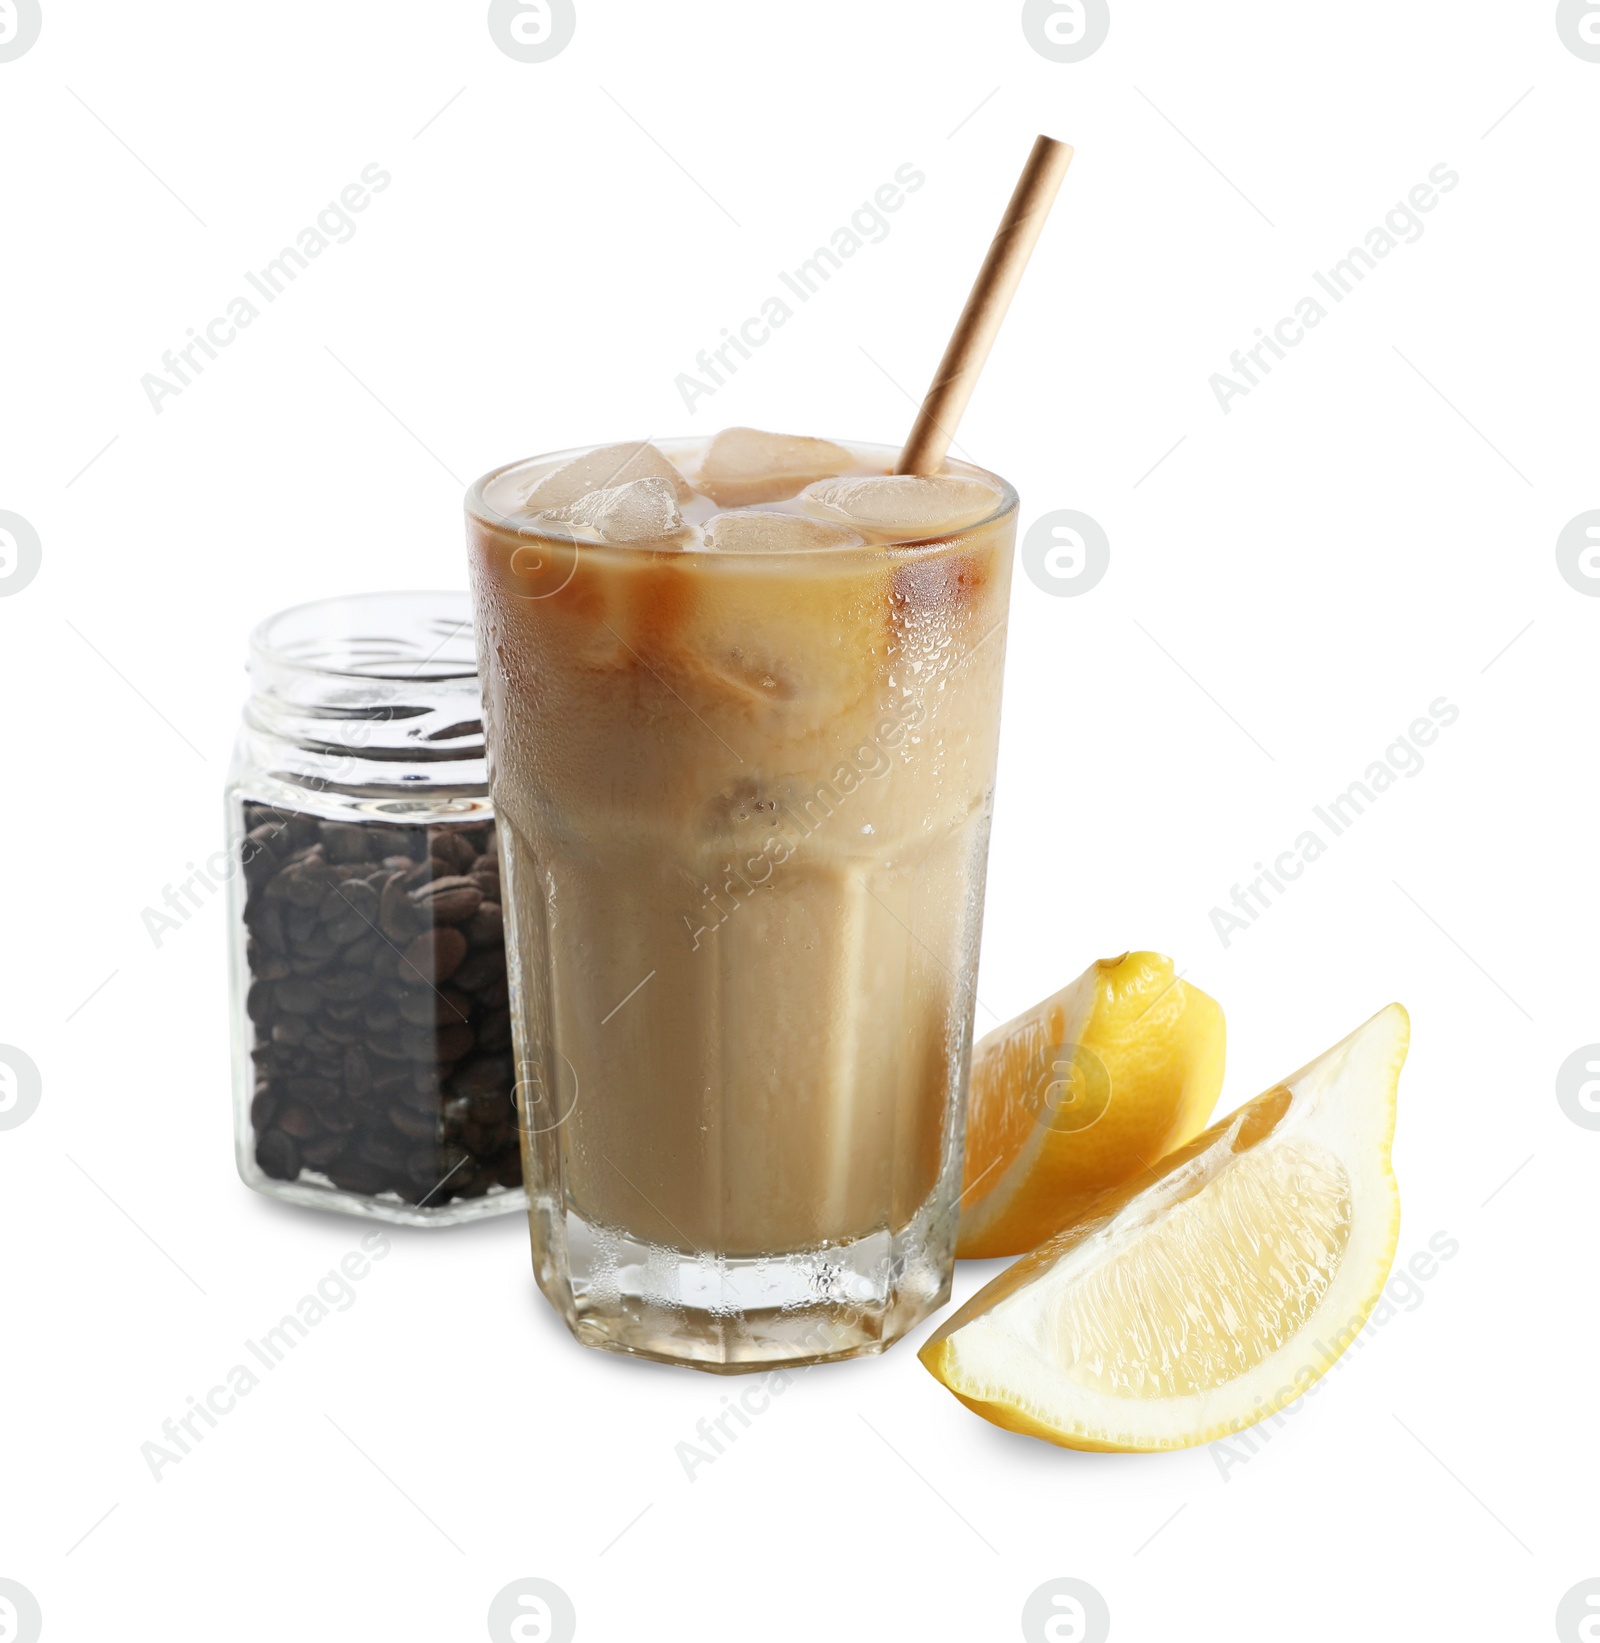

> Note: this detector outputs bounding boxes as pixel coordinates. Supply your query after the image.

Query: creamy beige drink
[466,431,1017,1369]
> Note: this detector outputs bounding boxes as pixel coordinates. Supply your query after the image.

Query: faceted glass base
[529,1198,955,1373]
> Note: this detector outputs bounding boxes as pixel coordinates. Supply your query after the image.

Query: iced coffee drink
[466,431,1017,1370]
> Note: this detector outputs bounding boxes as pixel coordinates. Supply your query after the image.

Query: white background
[2,2,1596,1638]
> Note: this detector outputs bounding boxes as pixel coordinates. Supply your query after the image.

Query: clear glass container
[467,438,1019,1369]
[226,592,525,1226]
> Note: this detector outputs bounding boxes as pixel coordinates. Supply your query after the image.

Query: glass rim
[249,591,478,684]
[464,436,1020,557]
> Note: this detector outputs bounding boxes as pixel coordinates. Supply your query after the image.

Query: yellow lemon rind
[923,1005,1406,1452]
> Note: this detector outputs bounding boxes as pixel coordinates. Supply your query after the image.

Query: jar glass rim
[249,591,478,683]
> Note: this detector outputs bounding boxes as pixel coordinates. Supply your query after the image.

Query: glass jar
[226,592,525,1226]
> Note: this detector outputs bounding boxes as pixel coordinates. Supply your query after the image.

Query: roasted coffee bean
[322,912,367,947]
[399,1077,446,1115]
[476,1007,513,1053]
[351,1093,396,1127]
[284,816,321,852]
[277,1104,319,1140]
[412,1052,455,1092]
[310,1100,357,1134]
[412,877,483,925]
[436,1023,476,1061]
[466,1089,514,1126]
[454,1054,513,1100]
[367,827,420,860]
[299,1134,349,1170]
[390,1107,440,1142]
[285,905,320,943]
[243,848,280,895]
[318,970,376,1004]
[241,806,520,1207]
[400,926,468,986]
[357,1132,409,1172]
[461,1121,498,1156]
[465,902,504,949]
[402,857,445,890]
[328,1160,393,1195]
[256,1129,301,1180]
[451,947,506,993]
[323,878,379,925]
[296,928,341,964]
[321,824,371,864]
[247,821,288,857]
[249,902,288,954]
[379,872,421,941]
[342,931,381,969]
[431,831,478,873]
[283,864,334,909]
[343,1046,373,1099]
[287,1075,338,1105]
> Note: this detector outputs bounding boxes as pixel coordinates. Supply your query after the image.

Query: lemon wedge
[922,1005,1407,1451]
[957,953,1226,1258]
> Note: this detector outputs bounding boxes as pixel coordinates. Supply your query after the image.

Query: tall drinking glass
[466,438,1017,1370]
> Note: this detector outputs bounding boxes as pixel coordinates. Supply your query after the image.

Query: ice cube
[538,477,685,544]
[702,511,863,553]
[521,442,692,512]
[799,474,1001,537]
[696,428,854,507]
